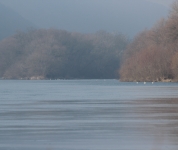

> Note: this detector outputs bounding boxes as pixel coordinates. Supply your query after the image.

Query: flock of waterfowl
[136,82,154,84]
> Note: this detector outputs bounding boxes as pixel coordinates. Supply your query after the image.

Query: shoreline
[0,77,177,83]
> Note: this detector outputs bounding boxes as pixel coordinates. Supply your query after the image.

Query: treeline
[119,0,178,82]
[0,29,128,79]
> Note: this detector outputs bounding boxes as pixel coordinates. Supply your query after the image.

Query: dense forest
[0,29,128,79]
[119,0,178,82]
[2,1,177,81]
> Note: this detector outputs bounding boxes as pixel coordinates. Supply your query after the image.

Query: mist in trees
[0,29,128,79]
[119,0,178,82]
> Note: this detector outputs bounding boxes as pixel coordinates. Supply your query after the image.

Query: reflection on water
[0,80,178,150]
[129,98,178,150]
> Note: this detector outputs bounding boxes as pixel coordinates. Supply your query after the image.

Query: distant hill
[0,29,128,79]
[0,2,35,40]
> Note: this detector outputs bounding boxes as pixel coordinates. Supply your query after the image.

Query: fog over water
[1,1,178,149]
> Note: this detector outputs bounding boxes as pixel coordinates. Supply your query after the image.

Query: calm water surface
[1,80,178,150]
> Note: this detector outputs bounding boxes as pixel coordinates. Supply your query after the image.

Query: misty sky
[146,0,174,6]
[0,0,175,37]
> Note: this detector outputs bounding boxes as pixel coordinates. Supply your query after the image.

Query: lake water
[1,79,178,150]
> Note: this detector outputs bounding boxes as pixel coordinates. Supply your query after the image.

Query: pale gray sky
[146,0,174,6]
[0,0,175,37]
